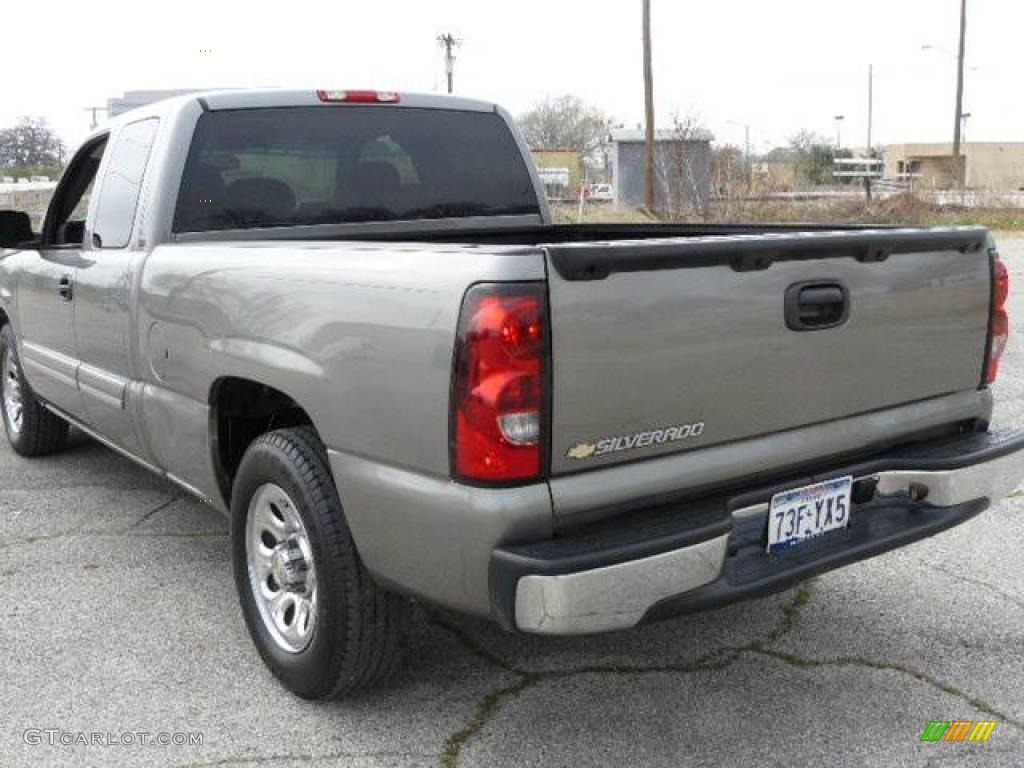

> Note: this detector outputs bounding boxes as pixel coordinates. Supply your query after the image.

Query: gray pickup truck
[1,89,1021,699]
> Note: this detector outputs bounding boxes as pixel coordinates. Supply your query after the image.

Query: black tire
[231,427,410,699]
[0,324,69,457]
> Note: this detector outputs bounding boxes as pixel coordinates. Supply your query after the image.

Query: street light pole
[727,120,752,193]
[952,0,968,188]
[743,123,751,191]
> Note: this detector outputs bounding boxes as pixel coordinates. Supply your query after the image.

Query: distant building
[107,89,222,118]
[610,128,713,211]
[884,142,1024,191]
[530,149,583,201]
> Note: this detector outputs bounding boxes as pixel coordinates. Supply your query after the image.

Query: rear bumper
[491,429,1024,635]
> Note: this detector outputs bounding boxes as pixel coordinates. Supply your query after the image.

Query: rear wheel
[0,324,69,456]
[231,427,410,699]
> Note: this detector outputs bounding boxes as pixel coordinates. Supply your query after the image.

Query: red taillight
[452,284,548,483]
[986,253,1010,385]
[316,89,400,104]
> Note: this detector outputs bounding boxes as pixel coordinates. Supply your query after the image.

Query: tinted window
[173,107,540,233]
[93,118,159,248]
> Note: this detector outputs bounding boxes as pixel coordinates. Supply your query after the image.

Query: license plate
[767,476,852,553]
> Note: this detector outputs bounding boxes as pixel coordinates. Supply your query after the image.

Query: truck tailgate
[544,228,992,476]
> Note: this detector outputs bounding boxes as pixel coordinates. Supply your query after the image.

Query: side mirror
[0,211,35,248]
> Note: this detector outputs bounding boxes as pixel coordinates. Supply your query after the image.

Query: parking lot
[2,240,1023,768]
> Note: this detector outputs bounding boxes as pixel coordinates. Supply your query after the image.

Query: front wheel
[231,427,410,699]
[0,324,69,456]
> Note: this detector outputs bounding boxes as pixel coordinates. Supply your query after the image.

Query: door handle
[58,274,73,302]
[785,281,849,331]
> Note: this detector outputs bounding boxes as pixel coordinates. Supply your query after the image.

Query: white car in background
[588,183,613,201]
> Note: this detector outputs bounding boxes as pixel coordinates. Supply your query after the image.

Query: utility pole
[865,64,874,202]
[952,0,967,188]
[728,120,752,194]
[743,124,752,192]
[437,33,461,94]
[83,106,107,131]
[866,65,873,154]
[642,0,656,212]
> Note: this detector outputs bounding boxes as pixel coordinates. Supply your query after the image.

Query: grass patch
[550,203,656,224]
[440,675,539,768]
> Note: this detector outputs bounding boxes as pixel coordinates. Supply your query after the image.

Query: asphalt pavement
[2,240,1023,768]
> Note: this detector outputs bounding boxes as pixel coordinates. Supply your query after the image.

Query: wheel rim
[245,483,318,654]
[2,345,24,437]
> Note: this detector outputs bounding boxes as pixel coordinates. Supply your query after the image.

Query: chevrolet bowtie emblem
[566,442,598,460]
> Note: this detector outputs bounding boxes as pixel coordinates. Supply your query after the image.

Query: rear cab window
[172,107,540,233]
[92,118,160,248]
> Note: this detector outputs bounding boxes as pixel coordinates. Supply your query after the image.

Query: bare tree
[711,145,747,199]
[656,112,712,219]
[518,95,611,161]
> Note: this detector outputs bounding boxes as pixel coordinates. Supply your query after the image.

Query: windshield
[173,106,540,233]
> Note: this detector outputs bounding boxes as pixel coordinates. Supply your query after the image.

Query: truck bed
[398,223,993,478]
[188,221,992,484]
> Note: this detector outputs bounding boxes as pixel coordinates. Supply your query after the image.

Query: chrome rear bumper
[496,429,1024,635]
[515,535,729,635]
[873,447,1023,507]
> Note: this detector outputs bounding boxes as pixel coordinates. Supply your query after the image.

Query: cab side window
[44,136,108,247]
[92,118,160,248]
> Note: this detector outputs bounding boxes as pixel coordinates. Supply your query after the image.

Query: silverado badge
[566,422,705,460]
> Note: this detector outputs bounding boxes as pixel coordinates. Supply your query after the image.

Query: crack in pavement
[0,493,227,551]
[429,583,813,681]
[432,584,812,768]
[1,528,228,550]
[1,483,174,493]
[743,647,1024,730]
[131,493,188,528]
[920,561,1024,612]
[431,581,1022,768]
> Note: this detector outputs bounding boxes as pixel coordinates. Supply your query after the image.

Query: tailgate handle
[785,281,849,331]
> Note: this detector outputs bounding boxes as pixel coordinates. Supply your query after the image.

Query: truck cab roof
[89,88,503,142]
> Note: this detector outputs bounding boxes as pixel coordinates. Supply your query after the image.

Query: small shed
[610,128,713,212]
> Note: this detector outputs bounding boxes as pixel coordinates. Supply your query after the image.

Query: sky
[3,0,1021,154]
